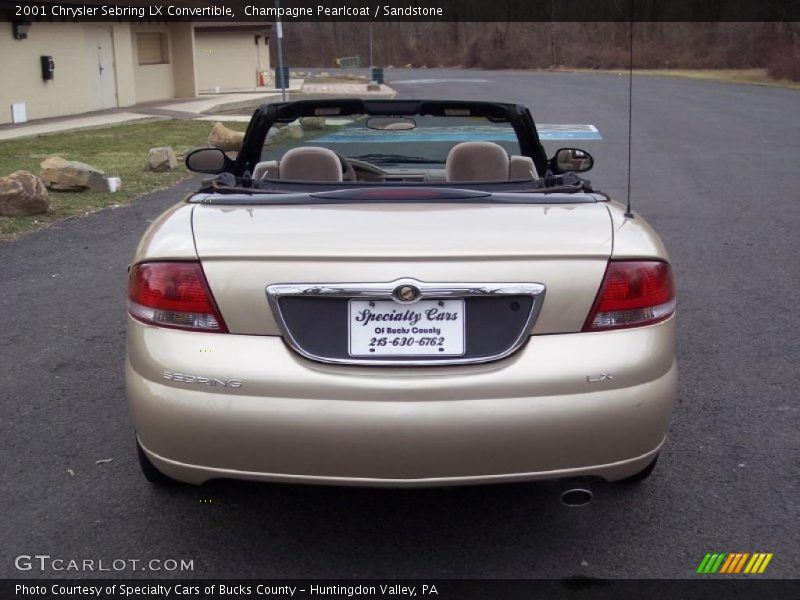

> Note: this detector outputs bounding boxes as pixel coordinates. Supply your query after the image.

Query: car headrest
[253,160,279,181]
[445,142,510,182]
[509,155,539,180]
[279,147,343,182]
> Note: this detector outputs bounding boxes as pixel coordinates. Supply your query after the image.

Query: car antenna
[624,7,635,219]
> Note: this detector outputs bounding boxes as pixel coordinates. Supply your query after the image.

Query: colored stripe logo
[696,552,773,574]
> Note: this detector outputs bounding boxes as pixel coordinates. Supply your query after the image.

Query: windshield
[260,115,520,167]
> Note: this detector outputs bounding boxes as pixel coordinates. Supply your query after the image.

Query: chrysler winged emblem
[394,284,420,303]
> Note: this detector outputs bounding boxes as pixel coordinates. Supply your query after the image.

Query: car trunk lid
[191,199,613,337]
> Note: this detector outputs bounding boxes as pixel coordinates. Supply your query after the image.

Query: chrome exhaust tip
[559,479,593,507]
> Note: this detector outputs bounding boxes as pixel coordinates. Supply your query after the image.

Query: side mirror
[185,148,231,174]
[553,148,594,173]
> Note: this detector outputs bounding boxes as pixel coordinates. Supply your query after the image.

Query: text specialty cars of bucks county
[126,99,676,502]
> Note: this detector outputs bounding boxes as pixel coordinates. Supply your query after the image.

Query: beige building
[1,21,271,125]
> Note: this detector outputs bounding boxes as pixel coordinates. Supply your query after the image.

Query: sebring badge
[393,284,420,303]
[163,371,243,388]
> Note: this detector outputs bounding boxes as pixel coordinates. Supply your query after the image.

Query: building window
[137,32,169,65]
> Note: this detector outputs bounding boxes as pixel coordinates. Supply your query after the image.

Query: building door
[85,27,118,110]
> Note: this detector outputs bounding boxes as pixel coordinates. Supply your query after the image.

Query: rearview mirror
[185,148,231,174]
[366,117,416,131]
[553,148,594,173]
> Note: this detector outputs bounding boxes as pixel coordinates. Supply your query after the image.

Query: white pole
[275,0,287,101]
[369,23,374,68]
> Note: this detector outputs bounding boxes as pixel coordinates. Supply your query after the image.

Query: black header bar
[2,0,800,22]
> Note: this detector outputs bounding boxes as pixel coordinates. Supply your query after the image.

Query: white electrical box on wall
[11,102,27,124]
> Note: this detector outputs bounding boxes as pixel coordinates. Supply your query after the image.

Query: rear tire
[618,453,659,484]
[136,437,180,486]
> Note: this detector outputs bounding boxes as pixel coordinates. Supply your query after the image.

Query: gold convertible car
[126,100,676,504]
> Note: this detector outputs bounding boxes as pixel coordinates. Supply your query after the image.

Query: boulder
[0,170,51,217]
[264,127,284,146]
[300,117,326,131]
[146,146,177,172]
[208,122,244,152]
[40,156,106,192]
[281,123,304,139]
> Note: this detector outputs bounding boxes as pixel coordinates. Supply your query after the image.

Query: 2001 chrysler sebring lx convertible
[126,99,676,503]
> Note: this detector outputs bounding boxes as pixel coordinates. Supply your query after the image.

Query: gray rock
[146,146,177,172]
[264,127,284,145]
[281,123,304,139]
[0,170,51,216]
[207,122,244,152]
[300,117,326,131]
[40,156,107,192]
[367,82,381,91]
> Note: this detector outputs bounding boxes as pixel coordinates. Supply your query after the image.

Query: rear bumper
[138,437,664,487]
[127,316,676,486]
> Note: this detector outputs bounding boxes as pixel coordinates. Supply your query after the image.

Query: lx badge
[587,373,614,383]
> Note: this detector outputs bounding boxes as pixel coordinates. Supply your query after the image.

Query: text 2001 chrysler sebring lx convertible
[126,99,676,498]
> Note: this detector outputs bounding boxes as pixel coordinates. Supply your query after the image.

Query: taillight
[583,261,675,331]
[128,262,227,332]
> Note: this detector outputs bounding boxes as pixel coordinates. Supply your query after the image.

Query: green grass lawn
[0,119,246,238]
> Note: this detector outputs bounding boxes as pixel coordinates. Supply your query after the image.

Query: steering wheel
[335,152,357,182]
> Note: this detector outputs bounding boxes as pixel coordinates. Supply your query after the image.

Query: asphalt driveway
[1,69,798,579]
